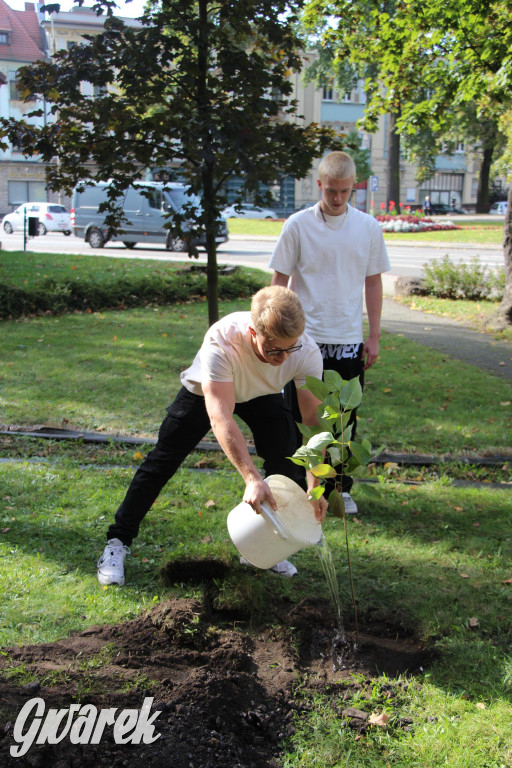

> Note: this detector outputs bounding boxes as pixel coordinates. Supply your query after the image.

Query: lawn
[225,216,505,246]
[1,248,511,767]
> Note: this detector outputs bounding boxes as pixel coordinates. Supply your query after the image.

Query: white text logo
[11,696,161,758]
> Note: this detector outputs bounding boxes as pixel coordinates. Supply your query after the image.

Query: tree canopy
[1,0,337,324]
[304,0,512,325]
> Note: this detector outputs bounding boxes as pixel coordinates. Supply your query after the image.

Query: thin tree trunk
[475,145,493,213]
[197,0,218,326]
[386,110,400,212]
[490,183,512,328]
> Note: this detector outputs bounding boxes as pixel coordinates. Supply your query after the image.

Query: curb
[2,427,510,466]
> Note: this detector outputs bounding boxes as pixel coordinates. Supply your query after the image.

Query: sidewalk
[379,273,512,382]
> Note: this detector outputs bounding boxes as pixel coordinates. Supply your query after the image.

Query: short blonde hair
[318,151,356,181]
[251,286,305,340]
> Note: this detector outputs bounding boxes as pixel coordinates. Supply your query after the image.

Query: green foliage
[423,255,505,301]
[291,373,378,516]
[0,0,338,324]
[0,259,266,319]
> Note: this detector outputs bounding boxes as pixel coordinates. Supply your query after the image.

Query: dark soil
[0,559,431,768]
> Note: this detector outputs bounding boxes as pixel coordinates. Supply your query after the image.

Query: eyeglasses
[263,343,302,357]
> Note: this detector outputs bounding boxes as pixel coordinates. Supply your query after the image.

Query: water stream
[315,533,351,670]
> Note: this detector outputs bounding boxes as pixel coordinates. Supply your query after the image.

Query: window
[8,181,46,206]
[0,31,9,44]
[9,73,20,100]
[322,84,333,101]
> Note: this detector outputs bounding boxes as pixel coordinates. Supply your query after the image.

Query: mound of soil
[0,560,430,768]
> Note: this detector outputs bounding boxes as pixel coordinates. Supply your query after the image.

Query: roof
[0,0,45,63]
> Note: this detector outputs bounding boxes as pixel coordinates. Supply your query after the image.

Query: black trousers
[107,386,305,545]
[284,343,364,495]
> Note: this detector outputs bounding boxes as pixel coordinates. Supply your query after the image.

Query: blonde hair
[318,151,356,181]
[251,286,305,340]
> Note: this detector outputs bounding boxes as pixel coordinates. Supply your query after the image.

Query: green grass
[396,295,512,344]
[1,255,512,765]
[225,217,505,245]
[1,461,511,765]
[1,304,510,453]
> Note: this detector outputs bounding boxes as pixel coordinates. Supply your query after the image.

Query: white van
[489,201,508,215]
[71,181,228,250]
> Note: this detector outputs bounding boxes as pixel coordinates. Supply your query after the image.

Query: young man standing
[97,286,327,586]
[269,151,391,513]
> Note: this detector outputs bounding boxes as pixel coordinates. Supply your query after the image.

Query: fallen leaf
[454,506,463,512]
[476,702,486,710]
[352,516,363,524]
[501,577,512,585]
[468,617,479,628]
[500,401,511,407]
[133,451,144,461]
[460,573,470,578]
[383,387,392,393]
[369,712,390,727]
[201,535,211,544]
[1,528,10,534]
[473,522,480,527]
[205,499,215,508]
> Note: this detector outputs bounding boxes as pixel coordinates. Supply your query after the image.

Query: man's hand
[243,477,278,514]
[362,335,380,371]
[310,494,327,523]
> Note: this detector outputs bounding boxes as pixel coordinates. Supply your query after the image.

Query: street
[0,231,504,297]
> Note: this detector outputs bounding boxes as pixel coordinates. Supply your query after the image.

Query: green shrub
[423,255,505,300]
[0,268,266,319]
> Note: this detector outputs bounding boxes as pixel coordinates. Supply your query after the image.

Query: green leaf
[340,377,362,410]
[310,463,338,478]
[304,375,331,401]
[349,440,372,466]
[323,369,344,393]
[306,431,334,451]
[308,485,325,500]
[328,489,345,518]
[296,422,323,440]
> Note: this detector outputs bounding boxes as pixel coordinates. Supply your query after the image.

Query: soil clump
[0,559,430,767]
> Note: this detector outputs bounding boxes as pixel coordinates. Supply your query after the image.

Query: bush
[423,255,505,301]
[0,267,267,319]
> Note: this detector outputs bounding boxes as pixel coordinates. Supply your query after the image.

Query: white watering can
[227,474,322,569]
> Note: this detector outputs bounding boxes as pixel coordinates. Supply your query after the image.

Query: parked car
[489,201,508,215]
[2,202,72,235]
[425,202,452,215]
[222,203,278,219]
[71,181,228,250]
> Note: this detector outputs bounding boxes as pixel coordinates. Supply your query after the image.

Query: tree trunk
[475,145,493,213]
[386,110,400,212]
[198,0,219,327]
[489,183,512,329]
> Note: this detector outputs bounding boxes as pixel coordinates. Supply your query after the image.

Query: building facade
[0,2,482,218]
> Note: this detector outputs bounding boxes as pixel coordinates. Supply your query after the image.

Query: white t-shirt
[268,203,391,344]
[180,312,323,403]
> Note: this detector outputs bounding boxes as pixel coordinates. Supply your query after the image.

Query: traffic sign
[370,175,379,192]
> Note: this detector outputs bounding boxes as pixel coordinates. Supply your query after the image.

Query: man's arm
[296,388,328,522]
[202,380,277,513]
[363,273,383,371]
[271,271,290,287]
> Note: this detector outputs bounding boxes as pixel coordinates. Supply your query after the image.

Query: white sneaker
[270,559,298,577]
[342,493,358,514]
[97,538,130,586]
[240,556,298,578]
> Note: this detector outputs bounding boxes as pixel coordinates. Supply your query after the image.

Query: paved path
[380,273,512,382]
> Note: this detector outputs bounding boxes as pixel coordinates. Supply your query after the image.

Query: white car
[489,201,508,215]
[222,203,278,219]
[2,202,72,235]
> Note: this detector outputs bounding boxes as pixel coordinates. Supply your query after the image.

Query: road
[1,231,504,297]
